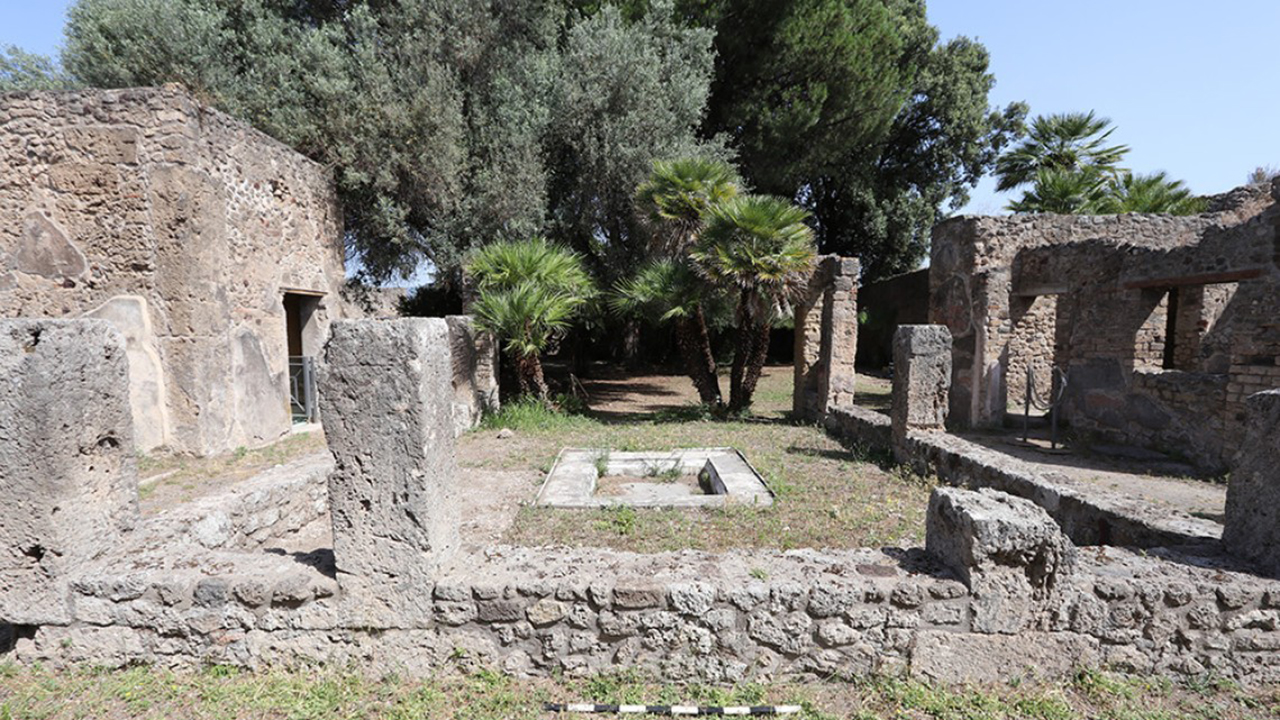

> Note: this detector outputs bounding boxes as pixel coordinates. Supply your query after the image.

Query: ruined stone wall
[930,182,1280,469]
[10,517,1280,686]
[0,86,349,455]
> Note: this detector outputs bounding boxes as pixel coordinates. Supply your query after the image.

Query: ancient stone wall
[10,513,1280,686]
[793,256,859,420]
[0,86,350,455]
[930,181,1280,469]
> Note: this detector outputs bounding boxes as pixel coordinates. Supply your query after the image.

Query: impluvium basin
[535,447,774,508]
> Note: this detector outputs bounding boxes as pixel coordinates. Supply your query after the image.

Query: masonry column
[1223,389,1280,578]
[319,319,460,593]
[891,324,952,463]
[0,320,139,626]
[793,255,860,420]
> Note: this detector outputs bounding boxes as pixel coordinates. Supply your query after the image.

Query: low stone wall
[10,543,1280,685]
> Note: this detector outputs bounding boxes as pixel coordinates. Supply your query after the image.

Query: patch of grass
[593,450,610,477]
[593,506,638,536]
[0,665,1275,720]
[479,397,599,433]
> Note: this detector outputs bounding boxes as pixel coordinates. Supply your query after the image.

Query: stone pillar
[927,487,1074,634]
[793,255,859,420]
[445,315,500,436]
[1223,389,1280,578]
[319,319,460,593]
[0,320,139,625]
[891,325,952,459]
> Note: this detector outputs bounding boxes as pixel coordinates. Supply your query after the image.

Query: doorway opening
[284,291,323,424]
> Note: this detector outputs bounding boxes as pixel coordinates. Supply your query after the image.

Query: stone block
[319,319,460,591]
[891,325,952,442]
[0,320,139,625]
[926,487,1074,634]
[1224,389,1280,577]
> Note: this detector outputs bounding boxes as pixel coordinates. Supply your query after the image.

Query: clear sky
[3,0,1277,215]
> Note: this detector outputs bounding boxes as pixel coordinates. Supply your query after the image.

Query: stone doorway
[283,291,323,423]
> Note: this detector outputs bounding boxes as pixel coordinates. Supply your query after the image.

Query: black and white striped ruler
[543,703,801,715]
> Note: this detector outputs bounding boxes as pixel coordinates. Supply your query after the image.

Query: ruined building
[930,181,1280,470]
[0,86,352,455]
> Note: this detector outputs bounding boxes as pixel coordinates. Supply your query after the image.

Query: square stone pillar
[1224,389,1280,578]
[319,319,460,593]
[927,487,1075,633]
[0,320,139,625]
[793,255,859,420]
[891,325,952,456]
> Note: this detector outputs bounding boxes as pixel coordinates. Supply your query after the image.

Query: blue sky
[3,0,1277,215]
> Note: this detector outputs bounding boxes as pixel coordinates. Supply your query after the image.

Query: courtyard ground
[472,365,933,553]
[1,662,1275,719]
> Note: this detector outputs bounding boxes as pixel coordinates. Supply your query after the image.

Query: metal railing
[289,355,317,424]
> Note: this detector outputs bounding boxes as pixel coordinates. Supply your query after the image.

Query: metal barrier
[289,355,317,423]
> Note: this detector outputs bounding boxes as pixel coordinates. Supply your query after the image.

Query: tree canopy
[10,0,1025,283]
[684,0,1026,280]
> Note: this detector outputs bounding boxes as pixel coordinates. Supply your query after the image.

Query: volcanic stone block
[319,319,460,591]
[891,325,952,443]
[1224,389,1280,578]
[926,487,1074,634]
[0,319,139,625]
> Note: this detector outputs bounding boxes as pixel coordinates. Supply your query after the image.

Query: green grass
[0,664,1274,720]
[479,396,600,433]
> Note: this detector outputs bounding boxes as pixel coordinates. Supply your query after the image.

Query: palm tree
[1006,167,1108,214]
[635,157,740,255]
[995,111,1129,192]
[467,237,594,400]
[630,157,740,408]
[693,195,817,414]
[610,259,724,407]
[1096,171,1206,215]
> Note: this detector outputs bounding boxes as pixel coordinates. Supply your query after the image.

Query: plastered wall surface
[0,86,351,455]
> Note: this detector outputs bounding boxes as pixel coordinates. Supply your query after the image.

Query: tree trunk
[691,305,722,408]
[621,318,642,370]
[513,352,550,401]
[675,310,721,408]
[728,289,752,413]
[739,314,773,406]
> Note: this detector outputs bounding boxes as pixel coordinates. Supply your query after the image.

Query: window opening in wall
[1162,287,1180,370]
[284,292,322,424]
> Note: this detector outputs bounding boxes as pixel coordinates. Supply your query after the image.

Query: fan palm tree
[1096,171,1206,215]
[995,111,1129,192]
[1006,167,1109,214]
[467,237,594,400]
[635,157,740,255]
[611,259,724,407]
[629,157,740,408]
[693,195,817,413]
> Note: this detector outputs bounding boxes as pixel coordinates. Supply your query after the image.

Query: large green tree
[60,0,715,284]
[681,0,1025,280]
